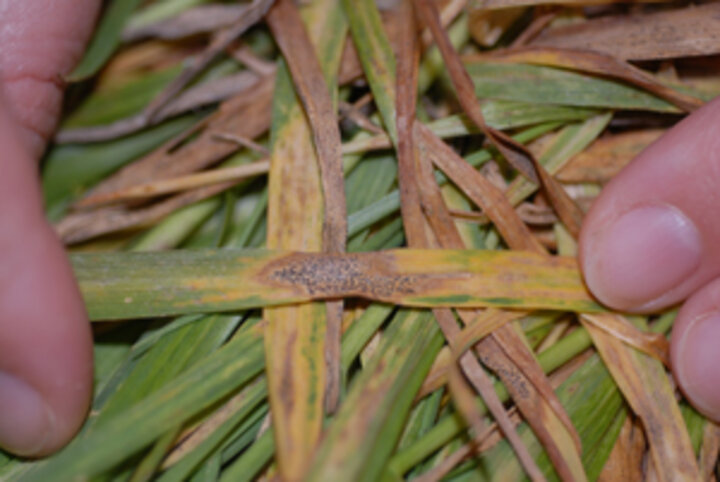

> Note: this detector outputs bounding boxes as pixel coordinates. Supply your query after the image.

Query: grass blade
[307,310,443,482]
[68,0,145,81]
[480,46,703,112]
[267,0,348,413]
[466,62,679,112]
[262,0,347,476]
[21,322,265,481]
[71,248,601,320]
[582,321,701,480]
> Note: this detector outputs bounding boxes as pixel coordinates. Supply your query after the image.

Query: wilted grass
[3,0,719,480]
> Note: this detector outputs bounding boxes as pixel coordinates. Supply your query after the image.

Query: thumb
[0,0,100,456]
[0,96,93,457]
[579,95,720,420]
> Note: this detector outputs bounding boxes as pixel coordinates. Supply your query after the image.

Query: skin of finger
[0,0,101,157]
[0,100,93,456]
[0,0,100,455]
[579,95,720,312]
[670,276,720,419]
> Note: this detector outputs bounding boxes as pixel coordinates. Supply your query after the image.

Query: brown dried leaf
[445,310,546,481]
[416,123,543,252]
[415,310,523,400]
[531,3,720,61]
[532,122,689,481]
[85,78,273,200]
[58,71,267,144]
[417,0,594,241]
[510,11,558,48]
[57,178,238,244]
[158,71,271,119]
[475,0,669,8]
[58,0,275,145]
[414,124,590,480]
[394,0,426,246]
[124,5,255,42]
[477,336,586,481]
[57,3,408,243]
[596,416,646,482]
[699,421,720,481]
[144,0,276,124]
[530,154,585,238]
[76,160,270,208]
[557,129,664,183]
[581,313,669,367]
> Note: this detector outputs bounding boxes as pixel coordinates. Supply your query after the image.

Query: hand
[0,0,99,456]
[580,95,720,421]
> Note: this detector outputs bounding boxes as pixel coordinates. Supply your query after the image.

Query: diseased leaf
[262,0,347,475]
[72,248,601,320]
[267,0,348,414]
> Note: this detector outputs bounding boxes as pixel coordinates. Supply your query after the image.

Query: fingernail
[674,313,720,420]
[0,372,53,456]
[584,204,702,307]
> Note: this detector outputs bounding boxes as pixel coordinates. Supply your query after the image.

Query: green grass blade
[20,322,265,481]
[505,113,613,207]
[63,66,182,128]
[307,310,444,482]
[341,0,397,143]
[68,0,145,81]
[467,62,678,112]
[219,429,274,482]
[43,116,198,213]
[158,380,268,482]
